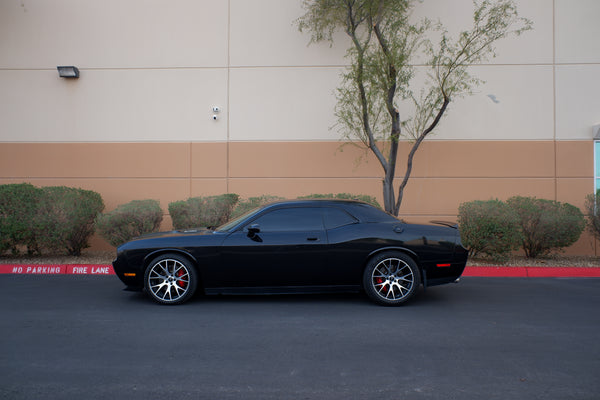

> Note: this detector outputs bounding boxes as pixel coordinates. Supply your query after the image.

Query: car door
[214,207,330,289]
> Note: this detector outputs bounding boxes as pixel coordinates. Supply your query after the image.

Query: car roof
[261,199,397,223]
[266,198,370,207]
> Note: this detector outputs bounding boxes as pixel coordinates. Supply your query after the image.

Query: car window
[216,206,263,232]
[323,207,358,229]
[344,203,398,222]
[249,207,324,232]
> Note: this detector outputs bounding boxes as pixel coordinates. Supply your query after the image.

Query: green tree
[584,190,600,241]
[297,0,531,215]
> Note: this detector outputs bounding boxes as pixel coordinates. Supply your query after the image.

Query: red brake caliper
[176,269,187,288]
[375,277,386,291]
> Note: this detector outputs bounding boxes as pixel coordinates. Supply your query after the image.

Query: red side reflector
[436,263,451,268]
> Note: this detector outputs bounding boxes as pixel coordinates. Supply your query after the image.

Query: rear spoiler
[430,220,458,229]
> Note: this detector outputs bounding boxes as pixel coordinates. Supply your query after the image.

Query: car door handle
[307,237,320,241]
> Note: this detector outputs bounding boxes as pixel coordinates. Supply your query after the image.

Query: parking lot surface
[1,275,599,400]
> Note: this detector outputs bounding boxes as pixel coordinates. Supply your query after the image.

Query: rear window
[323,207,358,229]
[343,203,397,223]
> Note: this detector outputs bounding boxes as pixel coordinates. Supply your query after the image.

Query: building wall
[1,0,599,253]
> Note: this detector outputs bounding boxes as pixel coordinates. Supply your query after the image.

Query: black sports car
[113,199,468,305]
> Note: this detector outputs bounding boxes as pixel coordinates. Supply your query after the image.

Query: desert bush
[96,199,163,247]
[231,195,286,219]
[0,183,43,255]
[507,196,585,258]
[169,194,240,230]
[584,190,600,241]
[37,186,105,256]
[298,193,381,208]
[457,199,522,262]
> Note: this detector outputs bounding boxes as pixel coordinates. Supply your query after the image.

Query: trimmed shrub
[298,193,381,208]
[0,183,43,255]
[96,199,163,247]
[457,199,522,262]
[507,196,585,258]
[37,186,105,256]
[231,195,286,219]
[584,190,600,241]
[169,194,240,230]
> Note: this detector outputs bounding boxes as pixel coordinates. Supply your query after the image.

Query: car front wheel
[144,254,198,305]
[363,252,421,306]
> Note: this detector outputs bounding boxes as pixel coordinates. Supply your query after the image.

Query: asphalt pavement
[1,275,599,400]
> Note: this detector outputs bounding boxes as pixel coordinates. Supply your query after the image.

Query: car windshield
[215,206,263,232]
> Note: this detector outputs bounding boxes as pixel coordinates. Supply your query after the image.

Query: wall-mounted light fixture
[57,66,79,78]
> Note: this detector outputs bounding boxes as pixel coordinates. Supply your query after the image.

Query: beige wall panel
[0,69,228,142]
[425,66,554,140]
[89,234,116,252]
[191,143,228,178]
[230,0,348,67]
[0,0,228,68]
[0,143,190,178]
[555,0,600,64]
[556,141,593,178]
[561,235,596,256]
[228,178,382,201]
[556,178,594,210]
[402,141,556,178]
[190,179,229,198]
[556,65,600,140]
[399,178,556,216]
[227,141,558,179]
[229,67,342,141]
[412,0,553,65]
[228,142,382,178]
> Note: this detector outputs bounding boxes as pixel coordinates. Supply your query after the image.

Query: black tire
[363,252,421,306]
[144,253,198,305]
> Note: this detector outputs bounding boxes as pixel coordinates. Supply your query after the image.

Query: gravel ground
[1,250,599,267]
[467,255,600,267]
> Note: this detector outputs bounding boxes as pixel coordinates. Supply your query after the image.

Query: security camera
[212,106,220,113]
[212,115,218,120]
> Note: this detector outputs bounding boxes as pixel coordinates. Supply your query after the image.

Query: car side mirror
[247,224,262,242]
[247,224,260,236]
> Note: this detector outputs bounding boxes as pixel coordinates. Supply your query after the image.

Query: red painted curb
[0,264,114,275]
[1,264,599,277]
[462,266,600,278]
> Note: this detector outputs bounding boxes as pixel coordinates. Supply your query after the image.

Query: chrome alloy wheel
[147,258,192,304]
[370,257,415,302]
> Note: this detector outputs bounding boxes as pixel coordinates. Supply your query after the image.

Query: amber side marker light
[124,273,136,277]
[436,264,451,268]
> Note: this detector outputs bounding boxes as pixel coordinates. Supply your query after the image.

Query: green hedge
[169,194,240,230]
[0,183,42,255]
[584,190,600,241]
[298,193,381,208]
[37,186,105,256]
[459,196,586,260]
[231,195,286,219]
[96,199,163,247]
[458,199,522,262]
[507,196,585,258]
[0,184,104,256]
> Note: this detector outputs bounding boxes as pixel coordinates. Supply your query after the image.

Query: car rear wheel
[363,252,421,306]
[144,254,198,305]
